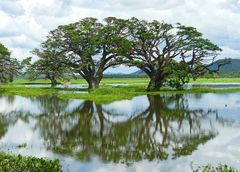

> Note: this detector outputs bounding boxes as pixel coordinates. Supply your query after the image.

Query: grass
[1,78,240,103]
[60,86,240,103]
[0,85,57,97]
[2,84,240,104]
[191,78,240,83]
[0,152,61,172]
[9,77,240,85]
[10,78,149,85]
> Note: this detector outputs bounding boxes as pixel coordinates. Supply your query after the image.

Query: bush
[0,152,61,172]
[194,165,238,172]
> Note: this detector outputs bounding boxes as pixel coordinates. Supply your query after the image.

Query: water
[1,93,240,171]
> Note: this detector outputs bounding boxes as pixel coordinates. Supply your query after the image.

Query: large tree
[29,48,73,87]
[124,18,223,91]
[43,17,130,89]
[0,43,19,83]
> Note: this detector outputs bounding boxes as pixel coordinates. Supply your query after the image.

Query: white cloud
[0,0,240,66]
[221,46,240,58]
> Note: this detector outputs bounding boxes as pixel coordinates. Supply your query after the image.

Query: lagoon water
[1,93,240,171]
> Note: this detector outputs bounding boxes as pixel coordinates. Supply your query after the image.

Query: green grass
[60,86,240,103]
[0,152,61,172]
[9,77,240,85]
[0,85,57,97]
[2,78,240,104]
[2,84,240,104]
[10,78,149,85]
[191,78,240,83]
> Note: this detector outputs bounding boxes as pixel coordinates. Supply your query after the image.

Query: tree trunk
[147,75,164,91]
[87,77,101,90]
[50,78,57,88]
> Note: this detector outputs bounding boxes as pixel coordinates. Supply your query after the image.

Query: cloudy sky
[1,0,240,73]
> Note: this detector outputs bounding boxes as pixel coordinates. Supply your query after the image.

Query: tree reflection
[33,95,70,116]
[35,94,218,164]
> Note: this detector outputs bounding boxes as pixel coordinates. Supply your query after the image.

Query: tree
[43,17,130,89]
[124,18,222,91]
[30,48,73,87]
[0,43,19,83]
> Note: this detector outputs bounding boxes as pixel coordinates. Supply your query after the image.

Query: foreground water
[0,93,240,171]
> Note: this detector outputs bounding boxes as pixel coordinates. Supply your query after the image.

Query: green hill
[210,59,240,72]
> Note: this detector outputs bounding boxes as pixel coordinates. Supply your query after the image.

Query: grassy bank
[0,152,61,172]
[1,84,240,103]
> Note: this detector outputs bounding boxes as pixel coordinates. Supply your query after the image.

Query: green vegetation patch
[10,77,240,85]
[59,85,240,104]
[59,85,144,103]
[191,78,240,83]
[0,152,61,172]
[194,164,238,172]
[0,85,57,97]
[2,84,240,104]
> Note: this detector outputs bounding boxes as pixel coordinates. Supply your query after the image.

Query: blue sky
[0,0,240,73]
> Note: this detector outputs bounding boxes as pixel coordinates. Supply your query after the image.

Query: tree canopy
[29,48,73,87]
[30,17,225,91]
[0,43,19,83]
[41,17,130,89]
[122,18,223,90]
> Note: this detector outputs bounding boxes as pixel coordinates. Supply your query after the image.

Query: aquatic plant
[194,165,238,172]
[0,152,61,172]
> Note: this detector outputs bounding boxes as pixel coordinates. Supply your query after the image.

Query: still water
[0,93,240,172]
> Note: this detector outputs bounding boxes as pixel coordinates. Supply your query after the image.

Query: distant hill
[209,59,240,72]
[129,59,240,75]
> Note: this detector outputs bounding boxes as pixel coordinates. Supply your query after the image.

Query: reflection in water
[37,95,217,164]
[0,93,240,171]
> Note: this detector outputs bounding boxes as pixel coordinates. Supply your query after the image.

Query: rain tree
[124,18,223,91]
[43,17,130,89]
[0,43,19,82]
[30,48,73,87]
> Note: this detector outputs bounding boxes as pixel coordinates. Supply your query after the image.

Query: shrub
[0,152,61,172]
[194,165,238,172]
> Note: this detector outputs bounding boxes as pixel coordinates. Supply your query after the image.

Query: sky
[1,0,240,73]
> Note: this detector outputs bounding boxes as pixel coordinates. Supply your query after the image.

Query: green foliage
[29,49,73,86]
[43,17,131,89]
[122,18,222,91]
[193,165,238,172]
[164,61,191,89]
[29,17,223,90]
[0,152,61,172]
[0,43,19,83]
